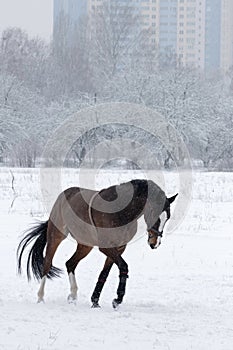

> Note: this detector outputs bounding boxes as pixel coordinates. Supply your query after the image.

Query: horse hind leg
[66,244,93,304]
[37,221,65,303]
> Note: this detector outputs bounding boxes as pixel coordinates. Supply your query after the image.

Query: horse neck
[127,181,148,220]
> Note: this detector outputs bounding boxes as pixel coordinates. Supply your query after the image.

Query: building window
[187,13,196,18]
[187,37,195,43]
[187,7,195,11]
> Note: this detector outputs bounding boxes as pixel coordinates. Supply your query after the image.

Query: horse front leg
[112,256,129,309]
[99,247,128,309]
[91,258,114,308]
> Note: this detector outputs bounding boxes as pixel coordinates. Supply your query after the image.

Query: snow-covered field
[0,167,233,350]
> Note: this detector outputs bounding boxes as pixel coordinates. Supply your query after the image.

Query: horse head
[145,188,178,249]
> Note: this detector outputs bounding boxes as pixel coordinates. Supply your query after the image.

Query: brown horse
[17,179,177,308]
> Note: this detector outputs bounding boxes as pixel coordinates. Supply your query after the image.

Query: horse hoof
[37,298,45,304]
[112,298,121,310]
[67,294,77,304]
[91,302,101,309]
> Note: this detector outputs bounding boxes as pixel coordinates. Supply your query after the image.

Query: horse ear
[168,193,178,204]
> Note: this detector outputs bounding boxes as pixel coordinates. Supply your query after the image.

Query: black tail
[17,221,62,281]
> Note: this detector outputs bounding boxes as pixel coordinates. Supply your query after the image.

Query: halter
[148,226,163,238]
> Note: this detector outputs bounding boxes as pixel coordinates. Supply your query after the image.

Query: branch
[9,169,15,194]
[9,169,18,210]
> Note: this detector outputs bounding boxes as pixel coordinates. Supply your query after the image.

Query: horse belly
[96,222,138,248]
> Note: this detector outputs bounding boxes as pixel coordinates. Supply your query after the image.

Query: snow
[0,168,233,349]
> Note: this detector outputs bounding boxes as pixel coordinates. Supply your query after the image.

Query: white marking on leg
[37,276,46,303]
[68,272,78,302]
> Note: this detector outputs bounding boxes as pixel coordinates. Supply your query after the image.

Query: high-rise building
[220,0,233,71]
[53,0,160,43]
[139,0,160,47]
[204,0,233,72]
[53,0,86,47]
[176,0,206,69]
[53,0,233,71]
[205,0,221,70]
[53,0,88,48]
[53,0,87,30]
[159,0,178,55]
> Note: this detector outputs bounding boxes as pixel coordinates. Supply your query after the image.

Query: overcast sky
[0,0,53,41]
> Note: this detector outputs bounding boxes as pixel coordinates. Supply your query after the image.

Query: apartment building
[205,0,221,70]
[85,0,160,48]
[159,0,178,57]
[53,0,160,43]
[53,0,85,46]
[53,0,84,29]
[176,0,206,69]
[220,0,233,71]
[53,0,233,71]
[139,0,160,47]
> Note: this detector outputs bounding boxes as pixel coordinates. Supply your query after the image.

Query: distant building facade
[53,0,233,71]
[205,0,221,70]
[220,0,233,71]
[159,0,178,55]
[176,0,206,69]
[53,0,87,28]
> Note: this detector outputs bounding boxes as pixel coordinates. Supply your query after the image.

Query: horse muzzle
[148,235,162,249]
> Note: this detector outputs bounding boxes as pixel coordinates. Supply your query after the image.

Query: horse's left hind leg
[38,221,65,303]
[66,244,93,303]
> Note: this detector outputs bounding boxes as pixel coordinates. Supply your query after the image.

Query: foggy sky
[0,0,53,40]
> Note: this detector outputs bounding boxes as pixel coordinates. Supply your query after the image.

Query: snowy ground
[0,168,233,350]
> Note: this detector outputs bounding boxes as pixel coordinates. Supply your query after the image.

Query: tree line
[0,4,232,169]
